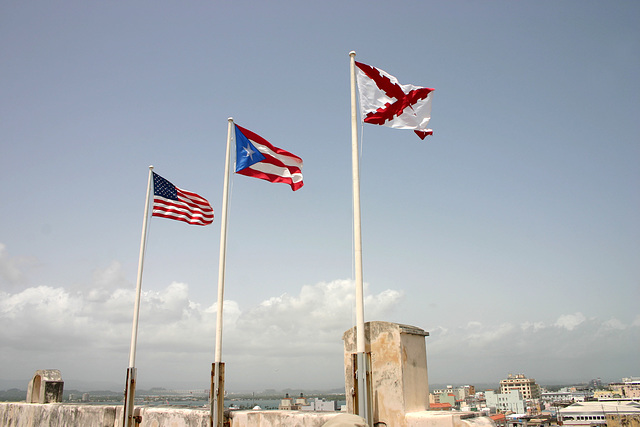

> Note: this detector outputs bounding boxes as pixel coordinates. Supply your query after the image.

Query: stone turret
[26,369,64,403]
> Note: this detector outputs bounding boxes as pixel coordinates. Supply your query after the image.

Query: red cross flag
[355,61,434,140]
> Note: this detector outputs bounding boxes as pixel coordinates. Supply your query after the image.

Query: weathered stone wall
[0,402,117,427]
[26,369,64,404]
[0,402,496,427]
[343,321,430,425]
[0,403,335,427]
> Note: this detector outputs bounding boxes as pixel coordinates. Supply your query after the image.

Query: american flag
[152,172,214,226]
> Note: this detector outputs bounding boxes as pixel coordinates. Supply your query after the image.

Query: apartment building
[500,374,541,400]
[485,390,525,414]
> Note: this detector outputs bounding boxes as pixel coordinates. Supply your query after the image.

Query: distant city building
[500,374,541,400]
[589,378,603,389]
[558,401,640,427]
[294,393,308,407]
[594,390,621,400]
[300,398,337,412]
[490,413,507,427]
[541,389,589,403]
[278,393,298,410]
[430,402,453,411]
[606,413,640,427]
[541,391,573,403]
[485,390,526,414]
[430,385,475,409]
[437,393,457,408]
[609,378,640,399]
[506,414,552,427]
[279,393,338,412]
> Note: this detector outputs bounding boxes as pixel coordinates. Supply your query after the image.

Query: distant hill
[0,389,26,402]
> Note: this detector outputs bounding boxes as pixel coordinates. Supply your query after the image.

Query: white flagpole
[350,51,371,425]
[123,165,154,427]
[211,118,233,427]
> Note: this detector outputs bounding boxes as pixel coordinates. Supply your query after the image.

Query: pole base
[122,367,137,427]
[210,362,225,427]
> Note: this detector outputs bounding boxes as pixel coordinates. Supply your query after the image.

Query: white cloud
[0,272,403,390]
[554,312,586,331]
[229,280,402,358]
[601,318,626,331]
[0,250,637,391]
[521,321,545,332]
[425,313,639,385]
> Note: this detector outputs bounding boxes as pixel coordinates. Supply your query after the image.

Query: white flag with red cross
[355,61,434,140]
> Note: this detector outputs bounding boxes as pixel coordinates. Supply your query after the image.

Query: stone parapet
[229,410,345,426]
[405,411,496,427]
[0,403,339,427]
[0,402,118,427]
[0,403,496,427]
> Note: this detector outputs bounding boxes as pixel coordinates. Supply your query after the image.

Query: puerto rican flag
[355,61,434,140]
[234,125,304,191]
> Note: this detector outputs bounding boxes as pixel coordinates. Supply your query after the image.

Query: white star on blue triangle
[235,125,266,172]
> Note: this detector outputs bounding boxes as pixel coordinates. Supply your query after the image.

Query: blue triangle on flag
[235,125,266,172]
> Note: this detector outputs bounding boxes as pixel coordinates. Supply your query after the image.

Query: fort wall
[0,402,495,427]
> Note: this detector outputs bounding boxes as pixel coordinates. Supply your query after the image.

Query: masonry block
[343,321,430,426]
[26,369,64,404]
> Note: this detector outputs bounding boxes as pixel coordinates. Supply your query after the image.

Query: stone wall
[0,402,118,427]
[343,321,430,425]
[0,403,496,427]
[0,403,335,427]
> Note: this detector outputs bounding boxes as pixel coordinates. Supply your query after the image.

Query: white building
[485,390,525,414]
[300,398,337,412]
[541,390,589,403]
[558,401,640,427]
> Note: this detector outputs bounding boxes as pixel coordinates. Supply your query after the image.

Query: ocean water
[132,398,345,411]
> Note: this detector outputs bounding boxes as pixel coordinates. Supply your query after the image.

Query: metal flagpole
[123,165,154,427]
[349,51,371,426]
[211,118,233,427]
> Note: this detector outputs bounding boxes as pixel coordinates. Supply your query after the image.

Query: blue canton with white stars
[153,172,178,200]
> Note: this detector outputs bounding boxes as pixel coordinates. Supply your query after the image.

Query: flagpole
[123,165,154,427]
[211,118,233,427]
[350,50,371,425]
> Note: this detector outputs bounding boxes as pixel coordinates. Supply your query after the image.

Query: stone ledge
[228,410,345,426]
[405,411,496,427]
[0,402,496,427]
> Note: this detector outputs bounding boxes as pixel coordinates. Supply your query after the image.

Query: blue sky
[1,1,638,392]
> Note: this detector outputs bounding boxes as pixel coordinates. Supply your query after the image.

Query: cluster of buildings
[278,393,338,412]
[274,374,640,425]
[429,374,640,427]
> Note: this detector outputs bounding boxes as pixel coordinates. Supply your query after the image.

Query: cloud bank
[1,243,638,391]
[0,251,404,390]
